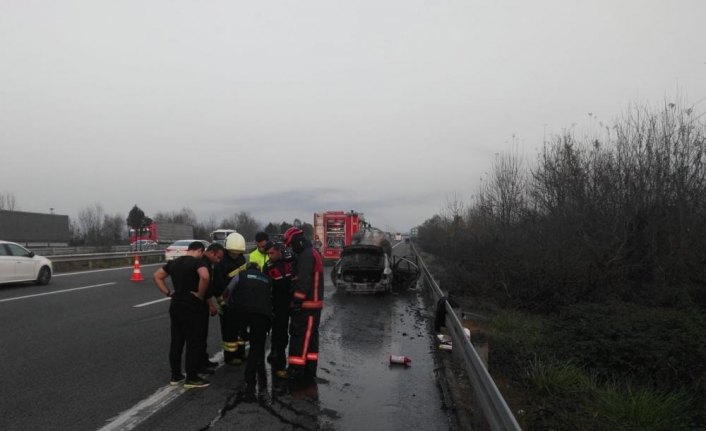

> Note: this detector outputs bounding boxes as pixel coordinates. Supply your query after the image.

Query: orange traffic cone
[130,256,144,282]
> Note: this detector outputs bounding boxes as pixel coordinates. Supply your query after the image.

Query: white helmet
[225,232,246,253]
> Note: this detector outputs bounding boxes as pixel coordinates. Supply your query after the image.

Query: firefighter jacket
[213,253,247,299]
[291,242,324,310]
[230,268,273,320]
[265,258,294,305]
[248,247,268,271]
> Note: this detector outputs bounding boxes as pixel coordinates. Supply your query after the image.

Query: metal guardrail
[34,241,257,257]
[410,242,522,431]
[31,245,160,256]
[44,241,258,269]
[48,250,164,263]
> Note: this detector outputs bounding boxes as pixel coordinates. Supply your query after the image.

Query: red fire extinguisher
[389,355,412,366]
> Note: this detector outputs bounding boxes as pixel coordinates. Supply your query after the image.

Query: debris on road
[389,355,412,366]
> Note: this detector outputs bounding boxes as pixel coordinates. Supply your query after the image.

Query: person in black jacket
[263,241,294,376]
[228,262,273,394]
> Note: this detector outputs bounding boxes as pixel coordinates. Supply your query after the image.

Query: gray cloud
[1,1,704,233]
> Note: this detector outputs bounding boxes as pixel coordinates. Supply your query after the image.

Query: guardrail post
[410,242,522,431]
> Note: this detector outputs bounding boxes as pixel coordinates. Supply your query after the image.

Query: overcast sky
[1,1,704,233]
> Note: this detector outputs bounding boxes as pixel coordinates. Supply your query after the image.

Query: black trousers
[169,300,207,380]
[270,294,291,368]
[200,302,210,366]
[239,313,271,385]
[219,306,247,362]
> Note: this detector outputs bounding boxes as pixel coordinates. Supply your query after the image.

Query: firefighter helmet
[225,232,246,253]
[283,227,303,246]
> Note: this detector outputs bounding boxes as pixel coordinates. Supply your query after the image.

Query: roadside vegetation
[417,100,706,430]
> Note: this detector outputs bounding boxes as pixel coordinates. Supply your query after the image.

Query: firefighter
[248,231,269,271]
[212,232,248,366]
[229,262,273,395]
[283,227,324,382]
[263,241,294,376]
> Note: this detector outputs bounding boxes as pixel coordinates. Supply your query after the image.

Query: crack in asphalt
[199,387,321,431]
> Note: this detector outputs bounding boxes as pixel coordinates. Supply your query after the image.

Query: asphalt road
[0,242,451,431]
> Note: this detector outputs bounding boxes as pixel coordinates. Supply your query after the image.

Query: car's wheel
[36,266,51,285]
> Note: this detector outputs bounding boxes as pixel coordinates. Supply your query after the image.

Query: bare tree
[221,211,261,241]
[101,213,126,245]
[78,203,105,246]
[154,207,198,225]
[236,211,261,241]
[194,216,219,241]
[0,191,17,210]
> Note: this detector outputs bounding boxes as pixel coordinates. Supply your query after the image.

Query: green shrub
[592,386,692,431]
[526,358,596,397]
[549,302,706,393]
[522,358,601,430]
[489,310,547,377]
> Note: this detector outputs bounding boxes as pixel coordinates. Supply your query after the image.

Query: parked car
[164,239,210,261]
[130,240,159,251]
[0,240,53,285]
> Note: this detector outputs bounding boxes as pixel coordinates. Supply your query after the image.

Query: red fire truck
[128,221,194,245]
[313,211,364,261]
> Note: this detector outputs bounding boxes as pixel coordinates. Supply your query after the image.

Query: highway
[0,242,451,431]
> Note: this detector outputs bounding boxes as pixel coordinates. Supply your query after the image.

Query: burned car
[332,244,393,294]
[331,228,419,294]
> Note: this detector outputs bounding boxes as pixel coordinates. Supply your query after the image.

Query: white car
[164,239,210,261]
[0,241,53,285]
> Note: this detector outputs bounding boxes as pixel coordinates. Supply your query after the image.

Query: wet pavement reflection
[138,243,449,431]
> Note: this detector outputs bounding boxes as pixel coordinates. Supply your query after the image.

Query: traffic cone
[130,256,144,282]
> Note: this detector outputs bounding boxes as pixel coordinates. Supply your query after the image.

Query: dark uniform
[213,253,248,365]
[288,239,324,379]
[264,251,294,372]
[200,255,217,368]
[230,267,273,390]
[164,255,209,381]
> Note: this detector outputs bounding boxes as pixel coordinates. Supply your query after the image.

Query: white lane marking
[392,241,404,249]
[53,263,161,277]
[99,351,224,431]
[98,385,185,431]
[133,297,170,308]
[0,282,116,303]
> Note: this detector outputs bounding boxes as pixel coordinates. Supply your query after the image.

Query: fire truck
[128,221,194,245]
[313,210,364,261]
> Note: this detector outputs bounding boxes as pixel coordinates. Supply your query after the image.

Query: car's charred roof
[341,244,384,257]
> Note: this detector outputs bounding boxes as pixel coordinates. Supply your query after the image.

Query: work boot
[286,366,305,382]
[169,373,185,386]
[227,357,243,366]
[258,374,268,391]
[184,377,210,389]
[243,382,256,401]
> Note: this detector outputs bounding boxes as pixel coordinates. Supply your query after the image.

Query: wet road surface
[137,243,450,430]
[0,243,451,430]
